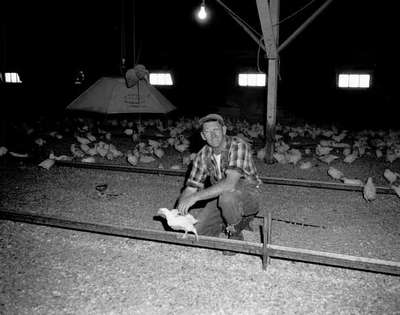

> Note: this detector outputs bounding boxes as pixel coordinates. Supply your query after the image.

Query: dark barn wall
[2,0,398,130]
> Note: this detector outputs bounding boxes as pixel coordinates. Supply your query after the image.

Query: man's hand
[177,193,198,215]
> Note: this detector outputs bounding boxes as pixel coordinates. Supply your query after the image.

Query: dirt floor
[1,159,400,314]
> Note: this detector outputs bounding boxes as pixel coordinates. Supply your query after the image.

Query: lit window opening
[149,72,173,86]
[5,72,22,83]
[238,73,266,87]
[338,73,370,88]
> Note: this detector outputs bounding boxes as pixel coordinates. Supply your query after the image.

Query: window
[338,73,370,88]
[149,72,173,86]
[238,73,266,87]
[5,72,22,83]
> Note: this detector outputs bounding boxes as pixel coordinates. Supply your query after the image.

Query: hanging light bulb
[197,0,208,21]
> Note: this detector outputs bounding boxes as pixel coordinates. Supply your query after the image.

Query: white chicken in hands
[157,208,199,241]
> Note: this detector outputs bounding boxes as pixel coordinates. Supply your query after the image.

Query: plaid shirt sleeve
[186,149,209,189]
[227,137,258,177]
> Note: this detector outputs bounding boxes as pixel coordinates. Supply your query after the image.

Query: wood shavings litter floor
[1,166,400,314]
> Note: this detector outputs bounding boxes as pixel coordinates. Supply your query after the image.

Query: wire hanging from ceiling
[215,0,262,38]
[276,0,319,26]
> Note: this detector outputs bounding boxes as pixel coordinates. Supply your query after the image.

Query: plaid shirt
[186,135,261,189]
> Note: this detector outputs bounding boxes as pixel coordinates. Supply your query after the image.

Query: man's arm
[177,169,241,214]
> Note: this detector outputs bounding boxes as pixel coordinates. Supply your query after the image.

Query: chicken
[275,141,289,153]
[174,141,189,153]
[9,151,29,158]
[124,128,133,136]
[126,151,138,166]
[81,157,96,163]
[70,144,85,158]
[391,185,400,198]
[318,154,339,164]
[299,161,312,169]
[35,138,46,146]
[167,137,176,146]
[343,152,358,163]
[148,139,161,149]
[86,147,98,156]
[342,178,363,186]
[109,144,123,158]
[80,143,91,154]
[140,155,155,163]
[182,154,192,166]
[38,158,55,170]
[0,146,8,157]
[383,169,399,184]
[342,148,351,156]
[315,144,333,156]
[332,132,347,142]
[287,149,302,165]
[76,135,91,145]
[386,151,398,163]
[363,177,376,202]
[157,208,198,241]
[319,140,334,147]
[256,148,266,160]
[154,148,165,159]
[49,152,72,161]
[273,152,287,164]
[86,133,96,142]
[105,151,114,160]
[132,132,140,142]
[327,167,344,180]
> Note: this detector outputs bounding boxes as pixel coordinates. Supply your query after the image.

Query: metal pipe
[215,0,266,52]
[2,210,399,275]
[278,0,335,53]
[56,161,396,195]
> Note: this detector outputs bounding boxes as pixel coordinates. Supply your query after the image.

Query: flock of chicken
[1,116,400,202]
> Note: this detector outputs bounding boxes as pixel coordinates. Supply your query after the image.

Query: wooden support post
[267,212,272,262]
[132,0,136,65]
[262,211,272,270]
[120,0,126,75]
[262,215,268,269]
[256,0,280,164]
[265,58,278,163]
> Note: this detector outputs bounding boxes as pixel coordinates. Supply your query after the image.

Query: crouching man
[177,114,262,254]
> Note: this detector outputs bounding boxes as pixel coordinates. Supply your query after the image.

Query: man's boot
[223,215,255,256]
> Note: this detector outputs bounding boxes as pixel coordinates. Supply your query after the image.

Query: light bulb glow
[198,4,207,20]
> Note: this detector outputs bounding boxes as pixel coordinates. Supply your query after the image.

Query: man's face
[201,121,226,149]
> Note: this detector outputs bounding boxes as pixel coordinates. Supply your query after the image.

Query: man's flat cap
[199,113,225,126]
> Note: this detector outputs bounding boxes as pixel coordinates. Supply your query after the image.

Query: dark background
[1,0,398,128]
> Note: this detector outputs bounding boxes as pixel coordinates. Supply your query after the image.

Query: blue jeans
[192,179,261,236]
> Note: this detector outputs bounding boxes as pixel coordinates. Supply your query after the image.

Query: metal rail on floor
[1,210,399,276]
[56,160,396,195]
